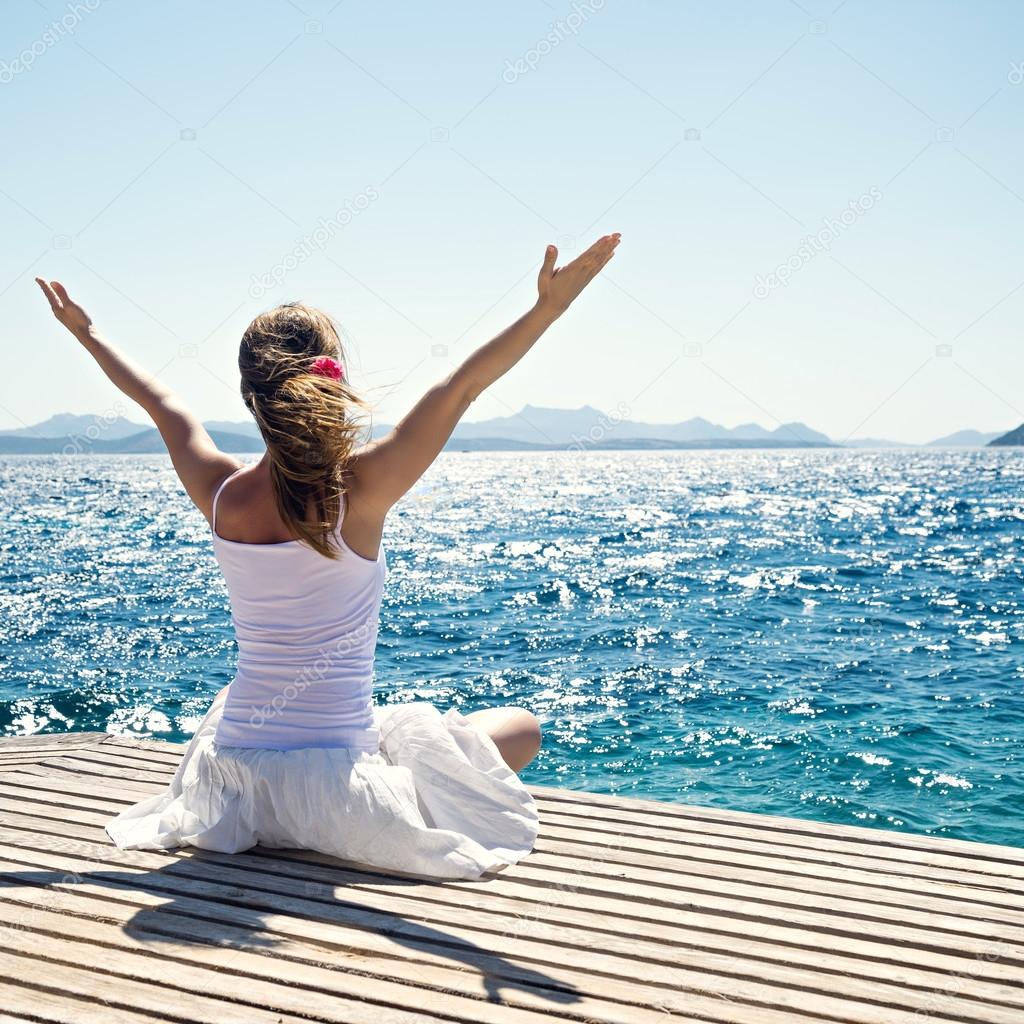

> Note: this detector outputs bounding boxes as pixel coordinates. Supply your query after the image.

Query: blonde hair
[239,303,366,559]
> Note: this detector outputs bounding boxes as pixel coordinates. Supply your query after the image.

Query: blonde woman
[35,232,620,879]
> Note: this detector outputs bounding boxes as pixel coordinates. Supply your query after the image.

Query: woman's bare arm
[347,233,620,526]
[35,278,238,519]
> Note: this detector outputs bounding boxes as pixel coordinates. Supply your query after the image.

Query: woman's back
[210,467,387,752]
[46,234,620,878]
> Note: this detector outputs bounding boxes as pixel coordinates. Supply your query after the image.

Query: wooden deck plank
[5,798,1024,999]
[3,770,1024,976]
[531,793,1024,879]
[6,752,1019,899]
[0,850,1009,1024]
[0,893,717,1024]
[0,855,1009,1024]
[3,814,1024,1022]
[0,984,179,1024]
[0,733,106,751]
[0,899,617,1024]
[10,751,180,785]
[13,792,1017,920]
[4,787,1018,930]
[535,784,1024,861]
[0,818,1021,1019]
[0,857,733,1024]
[3,774,1021,956]
[0,733,1021,1024]
[3,785,1021,949]
[2,770,1024,954]
[32,738,1024,882]
[0,948,358,1024]
[4,776,1018,956]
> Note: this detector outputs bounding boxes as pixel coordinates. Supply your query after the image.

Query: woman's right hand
[536,233,621,318]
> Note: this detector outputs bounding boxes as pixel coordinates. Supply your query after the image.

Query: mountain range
[0,409,1019,453]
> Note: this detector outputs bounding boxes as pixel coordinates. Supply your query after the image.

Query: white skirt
[105,689,540,880]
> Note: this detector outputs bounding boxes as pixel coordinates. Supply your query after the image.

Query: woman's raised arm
[35,278,238,519]
[347,233,620,524]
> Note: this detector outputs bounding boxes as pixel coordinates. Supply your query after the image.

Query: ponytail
[239,304,367,558]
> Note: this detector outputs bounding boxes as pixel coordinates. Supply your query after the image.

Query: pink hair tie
[309,356,344,381]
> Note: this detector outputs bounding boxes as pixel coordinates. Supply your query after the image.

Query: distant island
[989,423,1024,446]
[0,408,1019,454]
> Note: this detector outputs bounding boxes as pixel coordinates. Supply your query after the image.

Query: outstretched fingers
[35,277,63,313]
[579,234,621,281]
[567,233,621,274]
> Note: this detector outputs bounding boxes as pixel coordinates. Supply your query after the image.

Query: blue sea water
[1,450,1022,848]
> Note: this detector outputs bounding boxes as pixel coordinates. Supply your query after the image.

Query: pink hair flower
[309,356,344,381]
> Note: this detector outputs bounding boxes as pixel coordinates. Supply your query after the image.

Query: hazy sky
[3,1,1023,443]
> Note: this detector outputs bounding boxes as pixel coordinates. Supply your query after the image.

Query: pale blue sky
[3,0,1023,442]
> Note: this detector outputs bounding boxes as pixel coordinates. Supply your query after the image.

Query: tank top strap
[211,467,245,533]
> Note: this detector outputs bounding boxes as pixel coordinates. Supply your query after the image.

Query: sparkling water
[2,450,1021,847]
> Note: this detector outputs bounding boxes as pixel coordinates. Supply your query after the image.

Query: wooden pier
[0,732,1021,1023]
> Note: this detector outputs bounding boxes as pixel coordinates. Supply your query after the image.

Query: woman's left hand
[36,278,93,339]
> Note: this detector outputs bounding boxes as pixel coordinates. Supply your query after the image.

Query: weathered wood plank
[4,772,1018,950]
[4,784,1020,937]
[534,784,1024,860]
[0,949,351,1024]
[0,732,1020,1024]
[0,863,728,1024]
[0,766,162,798]
[0,861,1008,1024]
[24,748,178,784]
[6,789,1018,928]
[99,734,188,753]
[0,984,175,1024]
[4,733,1016,864]
[0,898,626,1024]
[24,737,1023,886]
[0,893,716,1024]
[4,795,1022,994]
[0,829,1021,1024]
[6,752,1020,903]
[531,793,1024,880]
[0,754,69,768]
[0,733,106,750]
[2,773,1023,960]
[3,819,1023,1021]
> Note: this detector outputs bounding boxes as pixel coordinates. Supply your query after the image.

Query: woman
[35,232,621,879]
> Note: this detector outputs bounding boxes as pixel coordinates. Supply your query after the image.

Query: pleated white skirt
[105,689,540,880]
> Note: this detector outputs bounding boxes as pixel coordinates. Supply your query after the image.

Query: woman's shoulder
[338,481,386,562]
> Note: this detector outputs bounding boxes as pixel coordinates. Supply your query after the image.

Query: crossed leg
[463,706,542,772]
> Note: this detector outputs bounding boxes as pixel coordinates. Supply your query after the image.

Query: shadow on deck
[0,731,1022,1023]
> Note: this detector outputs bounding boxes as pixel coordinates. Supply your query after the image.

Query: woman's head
[239,303,365,558]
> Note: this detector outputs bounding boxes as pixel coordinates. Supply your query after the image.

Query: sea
[1,449,1022,848]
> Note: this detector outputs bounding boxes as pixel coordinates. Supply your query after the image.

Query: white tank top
[209,467,387,752]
